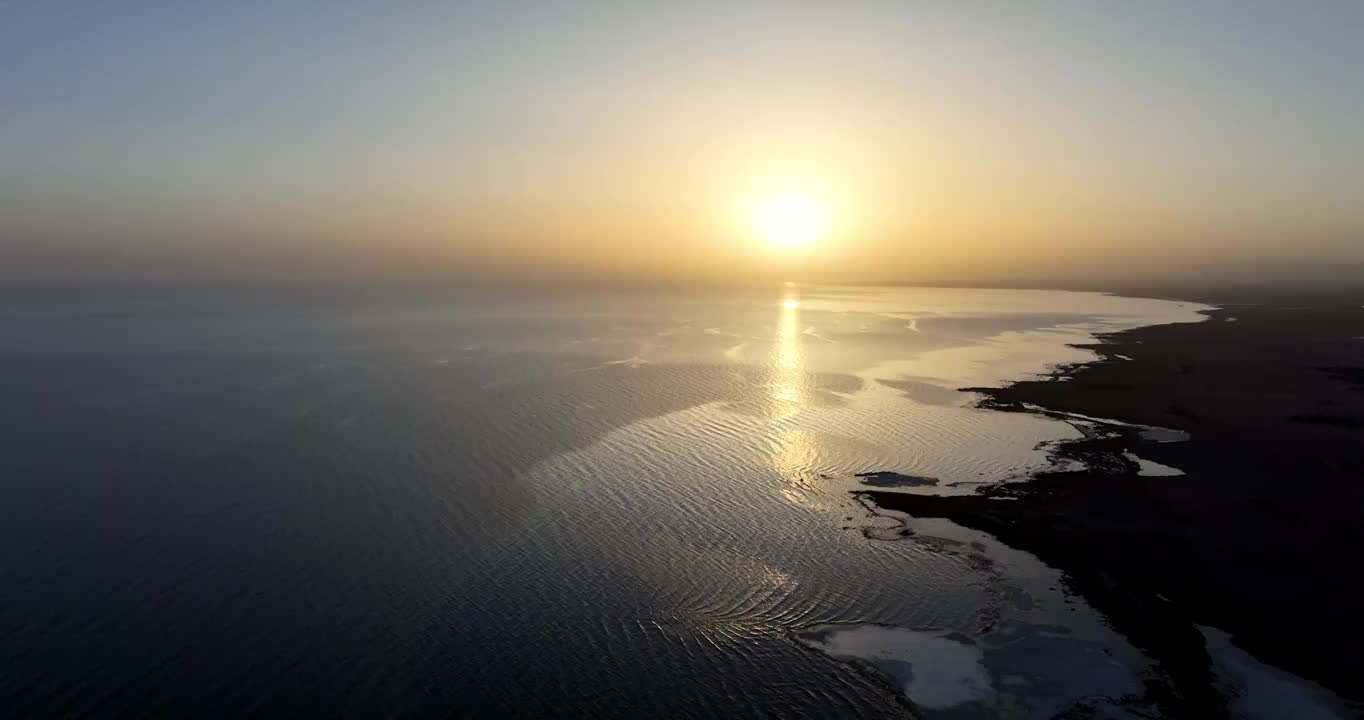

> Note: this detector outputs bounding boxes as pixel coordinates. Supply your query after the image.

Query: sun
[754,191,826,251]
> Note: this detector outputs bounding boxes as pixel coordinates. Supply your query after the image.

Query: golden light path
[773,286,805,416]
[770,283,819,505]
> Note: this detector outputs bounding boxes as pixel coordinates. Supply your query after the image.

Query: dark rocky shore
[863,302,1364,716]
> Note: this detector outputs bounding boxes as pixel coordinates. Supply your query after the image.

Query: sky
[2,1,1363,289]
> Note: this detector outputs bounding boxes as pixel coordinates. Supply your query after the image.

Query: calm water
[0,285,1213,717]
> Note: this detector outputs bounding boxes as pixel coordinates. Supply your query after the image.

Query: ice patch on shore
[1123,451,1184,476]
[797,620,1151,718]
[1019,405,1191,443]
[797,625,992,709]
[1199,625,1350,719]
[855,470,940,488]
[1139,426,1190,443]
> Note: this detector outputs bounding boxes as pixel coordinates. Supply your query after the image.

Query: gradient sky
[3,1,1363,288]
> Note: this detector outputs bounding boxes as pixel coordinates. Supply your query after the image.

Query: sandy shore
[863,301,1364,715]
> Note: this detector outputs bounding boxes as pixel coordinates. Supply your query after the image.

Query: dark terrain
[865,302,1364,716]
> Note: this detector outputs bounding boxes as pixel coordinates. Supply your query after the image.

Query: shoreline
[861,302,1364,715]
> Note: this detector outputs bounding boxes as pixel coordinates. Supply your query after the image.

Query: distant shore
[863,300,1364,715]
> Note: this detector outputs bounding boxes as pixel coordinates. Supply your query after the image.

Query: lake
[0,285,1210,717]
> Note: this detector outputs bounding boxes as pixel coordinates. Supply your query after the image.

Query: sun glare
[755,192,826,251]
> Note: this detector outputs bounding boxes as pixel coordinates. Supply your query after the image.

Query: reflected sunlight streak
[771,284,819,501]
[773,287,805,417]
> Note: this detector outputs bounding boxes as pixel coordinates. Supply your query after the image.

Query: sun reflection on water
[771,285,820,502]
[772,287,806,418]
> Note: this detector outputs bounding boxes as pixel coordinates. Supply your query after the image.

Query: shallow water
[0,285,1216,716]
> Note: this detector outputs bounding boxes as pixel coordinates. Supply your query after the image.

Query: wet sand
[863,301,1364,715]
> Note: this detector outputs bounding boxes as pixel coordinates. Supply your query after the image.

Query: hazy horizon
[4,1,1363,291]
[5,8,1364,713]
